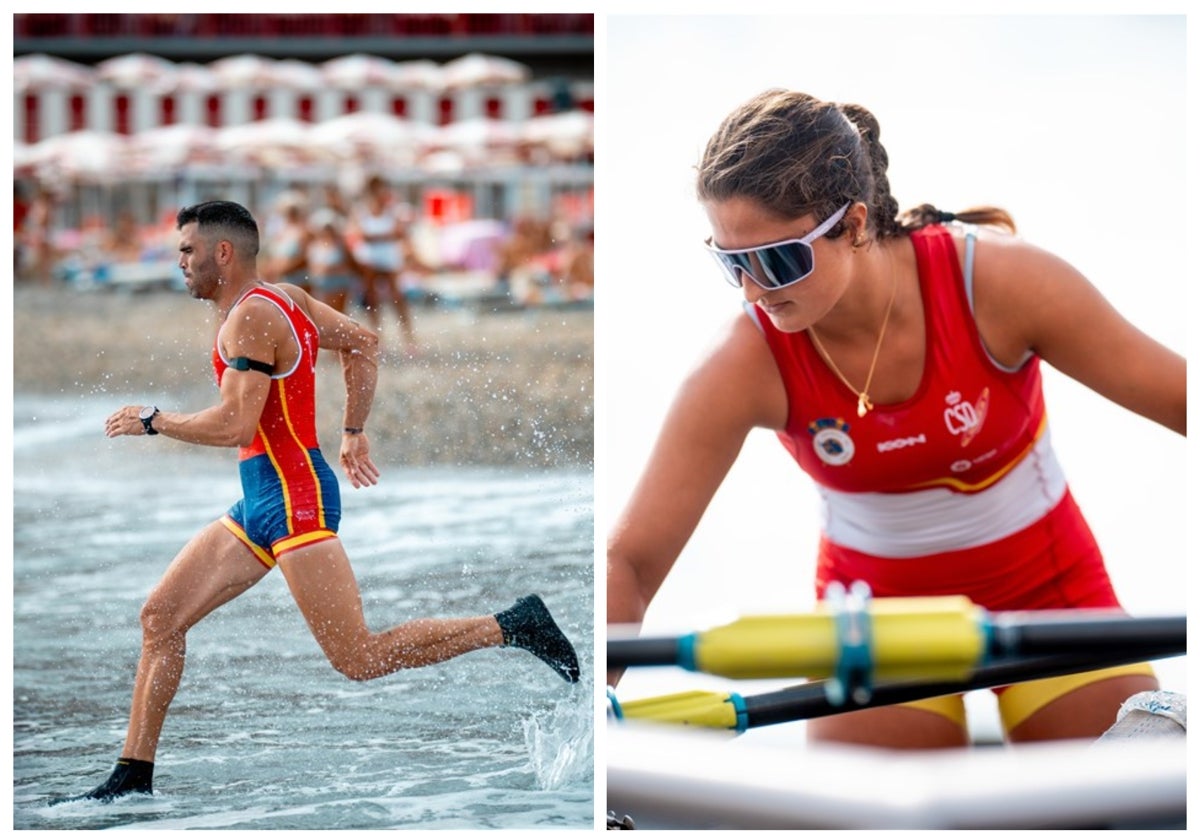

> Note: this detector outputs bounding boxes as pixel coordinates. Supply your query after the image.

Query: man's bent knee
[326,649,381,682]
[139,597,187,644]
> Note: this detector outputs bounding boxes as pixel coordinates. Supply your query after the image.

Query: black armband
[230,356,274,375]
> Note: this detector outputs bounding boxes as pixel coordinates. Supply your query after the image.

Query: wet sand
[13,285,593,468]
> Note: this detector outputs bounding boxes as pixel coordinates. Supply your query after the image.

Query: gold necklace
[808,270,898,418]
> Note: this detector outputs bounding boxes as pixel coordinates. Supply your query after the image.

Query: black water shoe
[495,594,581,683]
[50,757,153,805]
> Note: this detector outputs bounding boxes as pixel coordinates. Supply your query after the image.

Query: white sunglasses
[705,201,851,289]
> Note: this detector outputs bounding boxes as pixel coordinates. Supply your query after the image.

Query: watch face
[140,406,157,421]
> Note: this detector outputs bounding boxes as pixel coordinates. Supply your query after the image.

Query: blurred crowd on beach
[13,12,594,350]
[13,173,593,316]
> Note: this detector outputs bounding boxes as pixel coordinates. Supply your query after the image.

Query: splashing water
[522,691,594,791]
[13,393,594,830]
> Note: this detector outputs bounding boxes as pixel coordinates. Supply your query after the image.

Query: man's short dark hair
[177,200,260,258]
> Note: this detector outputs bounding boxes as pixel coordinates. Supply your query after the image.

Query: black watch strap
[140,406,160,435]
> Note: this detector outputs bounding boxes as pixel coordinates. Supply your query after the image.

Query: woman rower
[607,89,1185,748]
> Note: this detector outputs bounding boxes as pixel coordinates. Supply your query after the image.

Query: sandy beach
[13,285,593,469]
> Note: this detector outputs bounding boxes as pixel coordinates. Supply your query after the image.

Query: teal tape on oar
[677,632,699,672]
[728,692,749,733]
[979,619,996,666]
[607,686,624,721]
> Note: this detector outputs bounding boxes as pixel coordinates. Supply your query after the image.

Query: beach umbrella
[393,59,444,91]
[309,111,434,146]
[432,118,523,168]
[215,117,320,165]
[420,149,467,175]
[216,117,312,150]
[273,59,325,91]
[153,62,220,94]
[28,130,128,182]
[14,141,38,175]
[126,124,219,172]
[14,53,96,92]
[320,53,397,89]
[440,53,531,89]
[521,111,594,159]
[95,52,177,89]
[434,116,522,152]
[308,111,435,164]
[209,53,279,89]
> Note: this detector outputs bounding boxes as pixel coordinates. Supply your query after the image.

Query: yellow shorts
[901,662,1158,735]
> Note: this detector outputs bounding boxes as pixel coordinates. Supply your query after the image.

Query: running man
[57,200,579,804]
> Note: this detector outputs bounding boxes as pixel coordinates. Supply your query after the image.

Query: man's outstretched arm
[104,302,279,446]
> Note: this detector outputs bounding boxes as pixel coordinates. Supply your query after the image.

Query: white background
[598,13,1189,740]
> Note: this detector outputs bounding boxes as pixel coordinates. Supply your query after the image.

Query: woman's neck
[814,236,913,342]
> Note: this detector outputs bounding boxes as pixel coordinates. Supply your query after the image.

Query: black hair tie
[936,210,957,223]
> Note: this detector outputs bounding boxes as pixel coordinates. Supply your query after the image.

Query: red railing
[14,13,593,40]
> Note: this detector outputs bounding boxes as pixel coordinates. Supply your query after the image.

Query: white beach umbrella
[274,59,325,91]
[432,117,524,169]
[440,53,531,90]
[154,62,221,94]
[521,110,595,158]
[321,53,397,89]
[126,124,219,172]
[420,149,467,175]
[434,116,522,152]
[29,130,128,182]
[309,112,435,168]
[14,141,38,174]
[95,52,178,89]
[209,53,280,89]
[14,53,96,92]
[215,117,319,165]
[392,59,444,91]
[310,111,433,148]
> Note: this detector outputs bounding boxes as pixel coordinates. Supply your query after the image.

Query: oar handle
[990,612,1186,657]
[606,635,683,668]
[741,645,1184,729]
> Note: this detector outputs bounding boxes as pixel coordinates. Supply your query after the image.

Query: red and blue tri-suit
[215,285,340,568]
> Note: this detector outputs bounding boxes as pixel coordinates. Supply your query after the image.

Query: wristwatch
[139,405,160,436]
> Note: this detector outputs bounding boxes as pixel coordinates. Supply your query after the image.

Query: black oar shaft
[741,646,1182,729]
[990,615,1186,657]
[608,636,680,668]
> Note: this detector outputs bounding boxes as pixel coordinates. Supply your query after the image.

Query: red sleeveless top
[212,285,321,462]
[753,224,1047,495]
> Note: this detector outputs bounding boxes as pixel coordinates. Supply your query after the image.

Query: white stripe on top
[818,429,1067,558]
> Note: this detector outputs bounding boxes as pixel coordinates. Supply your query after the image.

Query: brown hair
[696,89,1015,241]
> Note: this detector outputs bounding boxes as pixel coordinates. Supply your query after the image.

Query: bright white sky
[598,13,1190,717]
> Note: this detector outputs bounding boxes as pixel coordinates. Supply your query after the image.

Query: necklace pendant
[857,394,872,417]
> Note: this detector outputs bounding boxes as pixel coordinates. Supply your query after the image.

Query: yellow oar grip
[689,596,986,681]
[619,690,747,730]
[871,596,987,681]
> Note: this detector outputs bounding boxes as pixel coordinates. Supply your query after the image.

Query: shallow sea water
[12,394,594,830]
